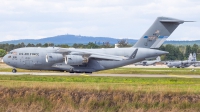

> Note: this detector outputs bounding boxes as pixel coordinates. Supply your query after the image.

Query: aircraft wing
[56,48,133,61]
[192,61,200,64]
[89,54,127,60]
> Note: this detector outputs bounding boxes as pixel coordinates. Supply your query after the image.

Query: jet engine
[46,53,63,63]
[65,55,88,65]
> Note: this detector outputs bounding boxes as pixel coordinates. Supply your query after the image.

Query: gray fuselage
[3,47,167,72]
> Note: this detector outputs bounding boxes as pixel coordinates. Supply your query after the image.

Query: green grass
[0,75,198,83]
[0,75,200,92]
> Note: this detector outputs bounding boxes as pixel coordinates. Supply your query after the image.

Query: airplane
[193,63,200,67]
[2,17,190,73]
[134,56,161,66]
[192,53,200,67]
[166,53,198,68]
[188,53,200,67]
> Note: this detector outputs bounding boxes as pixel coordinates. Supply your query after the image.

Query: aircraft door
[11,55,18,67]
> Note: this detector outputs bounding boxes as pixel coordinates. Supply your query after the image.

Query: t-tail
[133,17,194,48]
[192,53,197,61]
[188,53,193,61]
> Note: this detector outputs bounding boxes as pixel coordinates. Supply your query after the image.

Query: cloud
[0,0,199,42]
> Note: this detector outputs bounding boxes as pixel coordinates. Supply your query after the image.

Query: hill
[0,34,137,45]
[0,34,199,46]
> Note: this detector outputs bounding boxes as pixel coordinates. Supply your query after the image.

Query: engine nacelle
[46,53,63,63]
[65,55,87,65]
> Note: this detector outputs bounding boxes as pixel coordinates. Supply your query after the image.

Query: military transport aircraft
[134,56,161,66]
[3,17,190,73]
[166,53,199,68]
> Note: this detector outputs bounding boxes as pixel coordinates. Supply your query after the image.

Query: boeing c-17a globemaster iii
[3,17,190,73]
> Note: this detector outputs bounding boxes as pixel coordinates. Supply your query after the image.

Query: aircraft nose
[2,55,7,63]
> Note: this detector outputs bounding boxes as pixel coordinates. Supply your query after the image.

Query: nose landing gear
[12,69,17,73]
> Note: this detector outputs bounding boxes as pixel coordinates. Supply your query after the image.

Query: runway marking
[169,75,192,78]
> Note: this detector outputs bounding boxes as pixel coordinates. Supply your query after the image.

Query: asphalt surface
[1,63,200,78]
[0,72,200,78]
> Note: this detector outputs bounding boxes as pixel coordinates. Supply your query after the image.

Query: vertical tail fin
[192,53,196,61]
[133,17,192,48]
[188,53,193,61]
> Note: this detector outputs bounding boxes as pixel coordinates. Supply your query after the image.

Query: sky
[0,0,200,42]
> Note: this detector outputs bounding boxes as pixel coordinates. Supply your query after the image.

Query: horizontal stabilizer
[160,20,195,23]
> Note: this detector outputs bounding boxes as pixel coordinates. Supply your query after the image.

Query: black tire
[12,69,17,73]
[85,72,92,74]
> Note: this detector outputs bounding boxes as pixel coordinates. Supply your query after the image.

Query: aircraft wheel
[69,68,74,73]
[12,69,17,73]
[85,72,92,74]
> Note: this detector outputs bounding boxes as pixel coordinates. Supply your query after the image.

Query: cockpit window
[8,56,11,58]
[8,52,17,55]
[12,52,17,55]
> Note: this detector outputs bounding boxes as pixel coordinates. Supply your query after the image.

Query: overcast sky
[0,0,199,42]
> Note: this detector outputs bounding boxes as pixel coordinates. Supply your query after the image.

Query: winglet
[160,20,195,23]
[129,49,138,59]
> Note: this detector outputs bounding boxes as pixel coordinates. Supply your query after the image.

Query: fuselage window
[13,56,17,58]
[25,53,29,55]
[19,53,23,55]
[49,56,53,58]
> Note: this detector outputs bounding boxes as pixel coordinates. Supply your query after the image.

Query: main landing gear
[12,68,17,73]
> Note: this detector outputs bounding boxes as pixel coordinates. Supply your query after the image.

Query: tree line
[0,42,200,61]
[159,44,200,60]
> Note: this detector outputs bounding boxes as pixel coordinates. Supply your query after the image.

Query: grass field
[0,75,200,111]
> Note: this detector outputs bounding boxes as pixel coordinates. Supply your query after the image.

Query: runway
[0,72,200,78]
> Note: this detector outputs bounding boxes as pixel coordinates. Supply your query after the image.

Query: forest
[0,42,199,61]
